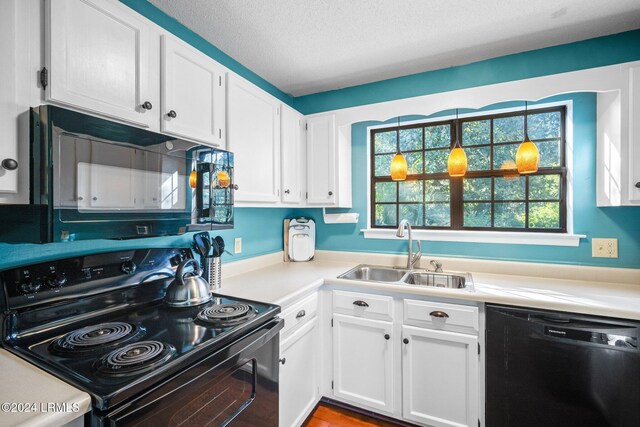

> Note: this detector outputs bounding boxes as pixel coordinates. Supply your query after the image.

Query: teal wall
[294,30,640,114]
[119,0,294,106]
[294,93,640,269]
[0,208,291,270]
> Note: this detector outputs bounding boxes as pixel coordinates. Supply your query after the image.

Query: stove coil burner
[49,322,144,356]
[197,303,257,327]
[95,341,175,376]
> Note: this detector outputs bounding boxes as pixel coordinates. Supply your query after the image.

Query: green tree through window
[370,106,566,232]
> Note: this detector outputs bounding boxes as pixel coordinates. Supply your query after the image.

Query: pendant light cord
[524,101,529,139]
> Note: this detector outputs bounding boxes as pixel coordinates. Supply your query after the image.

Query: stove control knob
[19,279,42,295]
[47,273,67,288]
[121,260,137,274]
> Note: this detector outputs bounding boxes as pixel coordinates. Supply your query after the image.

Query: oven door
[99,318,283,427]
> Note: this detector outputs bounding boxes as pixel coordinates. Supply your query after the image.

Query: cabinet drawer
[333,290,393,321]
[280,292,318,338]
[404,299,478,333]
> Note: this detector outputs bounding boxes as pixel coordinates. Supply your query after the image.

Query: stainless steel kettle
[165,258,212,308]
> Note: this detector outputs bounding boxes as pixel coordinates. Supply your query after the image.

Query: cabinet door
[333,313,394,414]
[161,36,224,146]
[281,105,303,203]
[306,115,336,205]
[629,65,640,202]
[48,0,153,127]
[280,318,319,427]
[402,325,478,427]
[227,75,281,203]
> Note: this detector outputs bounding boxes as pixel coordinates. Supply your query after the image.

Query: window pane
[494,116,524,143]
[399,181,423,202]
[463,202,491,227]
[529,174,560,200]
[374,154,394,177]
[374,204,396,226]
[400,128,422,152]
[493,143,519,170]
[529,202,560,229]
[536,139,561,167]
[463,178,491,201]
[374,131,396,154]
[425,179,450,202]
[462,120,490,146]
[494,176,525,200]
[494,202,525,228]
[527,111,561,140]
[425,149,448,173]
[375,182,396,202]
[399,204,424,226]
[425,203,450,226]
[424,125,450,149]
[405,151,424,174]
[466,146,491,171]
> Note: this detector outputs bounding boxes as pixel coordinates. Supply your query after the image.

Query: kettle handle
[176,258,200,285]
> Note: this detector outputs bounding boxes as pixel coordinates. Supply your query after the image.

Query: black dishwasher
[486,304,640,427]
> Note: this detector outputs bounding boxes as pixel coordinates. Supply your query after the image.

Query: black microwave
[0,106,234,243]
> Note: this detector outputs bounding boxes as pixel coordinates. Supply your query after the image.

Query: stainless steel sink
[338,264,473,291]
[338,265,410,282]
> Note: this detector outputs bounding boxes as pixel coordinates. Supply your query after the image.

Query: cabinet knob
[384,334,390,340]
[92,197,98,201]
[279,358,286,365]
[167,110,177,118]
[403,338,409,344]
[328,191,333,196]
[296,310,306,319]
[353,300,369,307]
[77,196,84,201]
[141,101,153,110]
[233,184,239,190]
[636,182,640,189]
[284,189,290,194]
[1,158,18,170]
[429,310,449,319]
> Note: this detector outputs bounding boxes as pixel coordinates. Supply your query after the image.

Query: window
[371,106,566,232]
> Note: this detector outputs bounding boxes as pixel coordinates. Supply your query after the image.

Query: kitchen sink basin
[338,265,410,282]
[338,264,473,291]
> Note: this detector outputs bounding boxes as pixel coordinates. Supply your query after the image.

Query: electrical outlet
[234,237,242,254]
[592,238,618,258]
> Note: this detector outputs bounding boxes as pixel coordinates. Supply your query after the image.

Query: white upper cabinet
[628,66,640,203]
[306,114,336,205]
[161,36,225,146]
[227,74,281,203]
[280,104,304,204]
[47,0,154,128]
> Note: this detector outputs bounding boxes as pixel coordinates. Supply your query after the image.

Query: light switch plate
[592,238,618,258]
[234,237,242,254]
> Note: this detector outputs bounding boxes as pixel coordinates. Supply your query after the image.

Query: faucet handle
[430,260,443,272]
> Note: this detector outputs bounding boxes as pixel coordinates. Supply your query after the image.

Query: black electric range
[0,248,283,426]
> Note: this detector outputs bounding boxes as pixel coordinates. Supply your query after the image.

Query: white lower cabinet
[402,325,478,427]
[332,313,395,414]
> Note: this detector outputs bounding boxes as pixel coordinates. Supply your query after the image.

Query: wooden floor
[301,402,405,427]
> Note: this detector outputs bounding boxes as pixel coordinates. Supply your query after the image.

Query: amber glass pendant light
[390,116,407,181]
[447,109,467,177]
[516,101,540,174]
[189,167,198,189]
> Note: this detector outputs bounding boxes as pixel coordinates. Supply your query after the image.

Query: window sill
[361,229,585,247]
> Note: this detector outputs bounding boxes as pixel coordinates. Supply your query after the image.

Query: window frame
[369,105,567,233]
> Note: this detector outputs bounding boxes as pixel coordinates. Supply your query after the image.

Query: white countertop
[0,349,91,427]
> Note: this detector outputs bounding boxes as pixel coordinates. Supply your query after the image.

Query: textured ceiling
[148,0,640,96]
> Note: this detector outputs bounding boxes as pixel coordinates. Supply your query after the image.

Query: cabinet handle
[167,110,177,118]
[279,358,286,365]
[429,310,449,319]
[328,191,333,196]
[636,182,640,188]
[141,101,153,110]
[352,300,369,307]
[284,189,290,194]
[384,334,390,340]
[1,159,18,170]
[403,338,409,344]
[296,310,306,319]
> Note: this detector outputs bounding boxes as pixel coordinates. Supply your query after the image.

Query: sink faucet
[396,219,421,269]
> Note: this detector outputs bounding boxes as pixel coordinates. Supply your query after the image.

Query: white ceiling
[148,0,640,97]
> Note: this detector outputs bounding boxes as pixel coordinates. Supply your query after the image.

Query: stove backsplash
[0,106,235,243]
